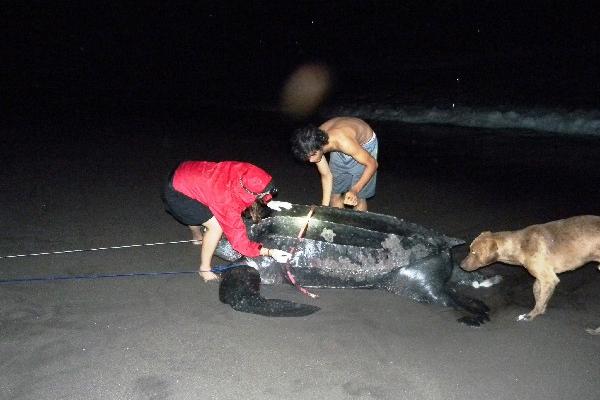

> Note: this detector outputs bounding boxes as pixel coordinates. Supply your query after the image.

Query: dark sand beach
[1,108,599,399]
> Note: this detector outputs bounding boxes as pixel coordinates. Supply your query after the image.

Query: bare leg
[353,198,368,211]
[189,225,204,245]
[198,217,222,282]
[332,193,367,211]
[330,193,344,208]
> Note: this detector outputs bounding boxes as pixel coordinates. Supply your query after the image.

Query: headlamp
[239,178,278,202]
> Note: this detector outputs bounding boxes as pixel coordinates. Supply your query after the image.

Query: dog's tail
[218,266,320,317]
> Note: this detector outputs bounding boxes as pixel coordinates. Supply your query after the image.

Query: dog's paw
[517,313,533,321]
[585,327,600,335]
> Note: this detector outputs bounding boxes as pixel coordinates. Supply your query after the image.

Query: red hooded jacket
[172,161,272,257]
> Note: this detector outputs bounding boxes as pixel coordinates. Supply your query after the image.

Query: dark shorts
[162,175,213,226]
[329,132,378,199]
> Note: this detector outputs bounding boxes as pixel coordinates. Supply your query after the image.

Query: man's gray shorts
[329,133,378,199]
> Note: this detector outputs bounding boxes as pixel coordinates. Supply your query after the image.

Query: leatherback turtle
[215,204,495,325]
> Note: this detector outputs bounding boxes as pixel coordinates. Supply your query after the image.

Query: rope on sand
[0,240,197,260]
[0,270,198,285]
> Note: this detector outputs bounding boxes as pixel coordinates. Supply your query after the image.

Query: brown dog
[461,215,600,321]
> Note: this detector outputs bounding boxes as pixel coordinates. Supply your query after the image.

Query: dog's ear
[471,231,492,245]
[485,237,499,255]
[470,234,499,262]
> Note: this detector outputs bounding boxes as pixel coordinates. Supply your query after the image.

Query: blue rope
[0,263,244,285]
[0,270,198,285]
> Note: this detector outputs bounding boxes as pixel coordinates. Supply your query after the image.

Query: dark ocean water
[192,49,599,138]
[5,43,598,138]
[328,91,598,138]
[4,2,598,140]
[313,51,599,137]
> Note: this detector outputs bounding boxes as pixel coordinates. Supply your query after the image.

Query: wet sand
[1,108,599,399]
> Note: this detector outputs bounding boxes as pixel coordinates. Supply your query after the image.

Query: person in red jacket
[162,161,292,281]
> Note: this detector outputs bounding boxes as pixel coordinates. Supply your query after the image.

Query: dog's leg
[518,273,559,321]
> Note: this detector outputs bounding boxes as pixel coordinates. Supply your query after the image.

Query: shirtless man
[291,117,378,211]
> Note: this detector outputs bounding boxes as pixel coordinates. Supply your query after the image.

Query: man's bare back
[319,117,374,151]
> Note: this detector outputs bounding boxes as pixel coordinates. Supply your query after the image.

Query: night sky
[3,1,599,118]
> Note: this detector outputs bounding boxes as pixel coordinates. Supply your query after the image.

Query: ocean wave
[326,103,600,136]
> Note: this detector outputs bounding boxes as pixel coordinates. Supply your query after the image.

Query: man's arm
[349,148,378,194]
[315,156,333,206]
[336,135,378,202]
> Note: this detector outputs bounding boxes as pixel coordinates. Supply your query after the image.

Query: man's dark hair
[290,125,329,161]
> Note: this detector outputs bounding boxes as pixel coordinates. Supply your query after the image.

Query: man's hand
[267,201,293,211]
[343,191,358,207]
[270,249,292,263]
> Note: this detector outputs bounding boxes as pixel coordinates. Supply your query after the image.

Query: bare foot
[198,270,219,282]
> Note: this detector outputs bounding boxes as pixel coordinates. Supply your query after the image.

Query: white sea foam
[326,103,600,136]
